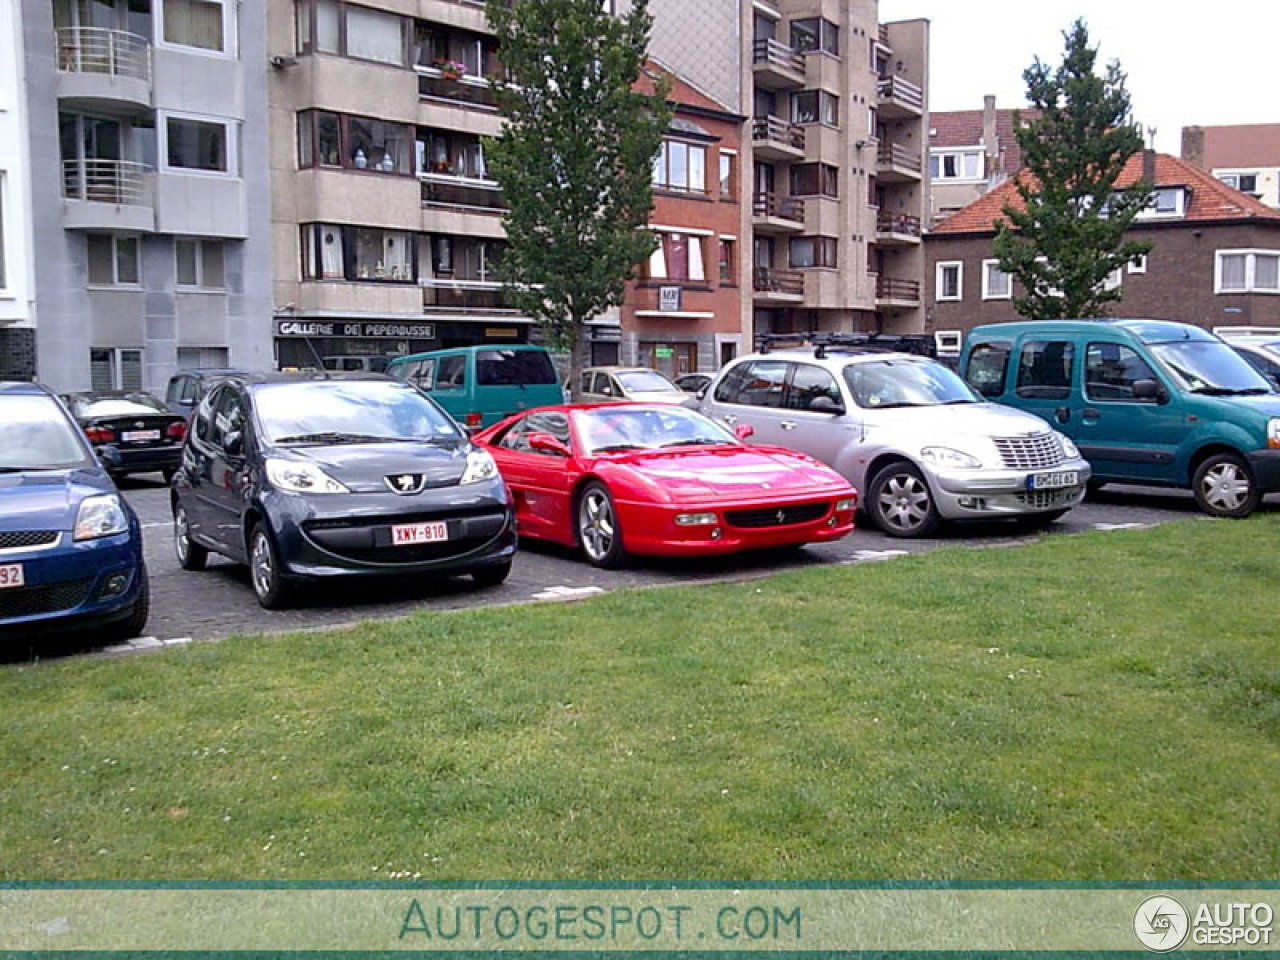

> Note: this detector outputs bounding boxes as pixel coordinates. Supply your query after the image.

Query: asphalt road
[51,475,1224,650]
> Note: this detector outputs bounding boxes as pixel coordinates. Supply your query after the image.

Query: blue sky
[877,1,1280,154]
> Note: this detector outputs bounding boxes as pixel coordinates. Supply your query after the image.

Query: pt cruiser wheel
[577,482,628,568]
[868,462,941,538]
[1192,453,1260,518]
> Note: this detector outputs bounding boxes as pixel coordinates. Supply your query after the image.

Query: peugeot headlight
[74,494,129,541]
[265,458,349,494]
[460,449,499,485]
[1059,434,1081,459]
[921,446,982,470]
[1269,418,1280,450]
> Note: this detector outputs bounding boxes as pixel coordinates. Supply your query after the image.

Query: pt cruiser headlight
[1269,418,1280,450]
[921,446,982,470]
[74,494,129,541]
[1059,434,1081,459]
[265,458,349,494]
[460,449,499,485]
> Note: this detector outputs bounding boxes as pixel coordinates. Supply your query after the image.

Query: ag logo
[1134,895,1190,952]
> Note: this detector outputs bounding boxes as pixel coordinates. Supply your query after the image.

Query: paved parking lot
[49,476,1220,651]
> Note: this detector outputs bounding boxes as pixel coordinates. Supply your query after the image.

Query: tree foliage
[485,0,672,389]
[993,18,1154,320]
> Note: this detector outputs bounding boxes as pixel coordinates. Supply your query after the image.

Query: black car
[62,391,188,482]
[171,373,517,608]
[164,368,244,420]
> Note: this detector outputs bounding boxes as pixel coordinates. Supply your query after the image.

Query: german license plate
[1028,470,1079,491]
[392,521,449,546]
[122,429,160,443]
[0,564,25,589]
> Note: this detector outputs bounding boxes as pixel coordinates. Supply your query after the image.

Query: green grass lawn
[1,518,1277,881]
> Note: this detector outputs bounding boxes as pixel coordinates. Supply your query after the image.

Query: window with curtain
[1216,250,1280,293]
[87,234,139,285]
[163,0,225,52]
[166,116,230,173]
[982,259,1012,299]
[652,141,707,193]
[352,228,413,281]
[315,0,339,53]
[347,117,410,173]
[176,239,225,289]
[790,163,838,197]
[648,233,705,283]
[788,236,836,269]
[791,90,838,126]
[299,224,346,280]
[345,4,404,66]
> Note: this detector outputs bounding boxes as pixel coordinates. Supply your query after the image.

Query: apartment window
[792,90,838,127]
[413,23,494,75]
[161,0,227,53]
[718,151,734,198]
[790,18,838,56]
[1101,266,1123,292]
[165,115,231,173]
[790,163,838,198]
[300,224,416,282]
[647,233,705,283]
[316,112,340,165]
[1219,172,1260,195]
[982,259,1011,299]
[867,106,877,139]
[299,111,411,173]
[1215,250,1280,294]
[719,239,734,283]
[175,239,225,289]
[90,348,144,391]
[789,236,837,269]
[295,0,407,66]
[935,261,962,302]
[930,149,983,181]
[418,131,486,178]
[87,234,140,286]
[1129,254,1147,274]
[1136,186,1186,219]
[653,140,707,193]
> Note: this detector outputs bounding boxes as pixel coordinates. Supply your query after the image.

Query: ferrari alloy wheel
[577,482,628,569]
[868,462,941,538]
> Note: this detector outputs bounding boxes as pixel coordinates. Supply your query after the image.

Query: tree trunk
[566,314,592,403]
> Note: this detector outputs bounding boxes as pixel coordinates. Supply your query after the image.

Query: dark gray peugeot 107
[170,373,516,609]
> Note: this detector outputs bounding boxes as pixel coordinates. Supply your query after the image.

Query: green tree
[485,0,672,394]
[993,18,1154,320]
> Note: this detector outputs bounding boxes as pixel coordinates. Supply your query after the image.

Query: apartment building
[928,95,1035,227]
[1182,123,1280,210]
[1,0,37,377]
[926,152,1280,335]
[20,0,274,392]
[749,2,929,337]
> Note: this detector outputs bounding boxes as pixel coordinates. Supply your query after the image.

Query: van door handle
[1054,406,1070,424]
[722,414,738,425]
[1082,407,1100,419]
[780,421,797,430]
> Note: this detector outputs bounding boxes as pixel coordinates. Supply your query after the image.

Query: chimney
[982,94,998,175]
[1143,147,1156,184]
[1181,126,1205,169]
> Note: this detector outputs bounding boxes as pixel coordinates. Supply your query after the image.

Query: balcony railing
[62,159,152,206]
[877,74,923,112]
[418,67,499,111]
[752,115,805,151]
[753,268,805,296]
[56,26,151,82]
[875,211,922,237]
[875,276,921,302]
[421,174,506,214]
[752,37,804,75]
[877,142,923,173]
[753,191,805,223]
[422,277,515,311]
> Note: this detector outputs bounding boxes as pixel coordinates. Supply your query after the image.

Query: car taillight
[84,426,114,444]
[466,412,483,428]
[166,421,187,441]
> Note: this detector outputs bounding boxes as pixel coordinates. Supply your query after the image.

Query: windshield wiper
[660,438,726,448]
[590,443,645,453]
[273,432,400,445]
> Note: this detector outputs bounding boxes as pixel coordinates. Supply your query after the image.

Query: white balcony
[61,159,155,232]
[55,27,152,110]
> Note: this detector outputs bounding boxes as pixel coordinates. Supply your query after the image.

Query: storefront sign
[275,320,436,340]
[654,346,675,359]
[658,286,682,312]
[484,328,520,338]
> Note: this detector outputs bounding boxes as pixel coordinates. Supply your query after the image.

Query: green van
[386,345,563,430]
[959,319,1280,518]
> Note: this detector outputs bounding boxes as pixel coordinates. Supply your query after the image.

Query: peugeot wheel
[472,560,512,588]
[1192,453,1260,518]
[577,482,628,568]
[173,504,208,571]
[868,462,941,538]
[249,524,292,609]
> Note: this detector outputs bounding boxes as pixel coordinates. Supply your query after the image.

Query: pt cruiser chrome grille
[993,433,1064,471]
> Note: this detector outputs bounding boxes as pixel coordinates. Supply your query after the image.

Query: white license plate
[1028,470,1080,491]
[122,429,160,443]
[0,564,25,589]
[392,521,449,546]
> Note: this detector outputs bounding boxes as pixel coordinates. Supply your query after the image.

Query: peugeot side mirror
[809,395,845,415]
[734,423,755,441]
[527,432,571,457]
[224,431,245,458]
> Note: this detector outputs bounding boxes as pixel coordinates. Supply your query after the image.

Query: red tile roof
[929,108,1040,177]
[930,151,1280,235]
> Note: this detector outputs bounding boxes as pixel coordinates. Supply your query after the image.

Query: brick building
[1182,123,1280,210]
[925,151,1280,337]
[927,95,1037,227]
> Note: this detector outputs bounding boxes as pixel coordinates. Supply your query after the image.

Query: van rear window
[477,350,557,386]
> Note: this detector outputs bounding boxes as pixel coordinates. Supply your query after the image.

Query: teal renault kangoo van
[386,344,562,430]
[959,319,1280,518]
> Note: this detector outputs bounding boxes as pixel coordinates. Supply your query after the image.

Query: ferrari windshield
[577,406,736,455]
[1149,340,1275,395]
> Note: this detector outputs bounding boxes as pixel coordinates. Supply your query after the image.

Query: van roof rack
[755,332,938,360]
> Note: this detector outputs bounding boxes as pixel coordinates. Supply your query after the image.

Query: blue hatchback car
[0,383,149,641]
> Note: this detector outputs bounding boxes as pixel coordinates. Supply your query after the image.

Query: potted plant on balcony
[435,58,467,81]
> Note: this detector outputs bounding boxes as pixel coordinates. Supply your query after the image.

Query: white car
[579,366,687,404]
